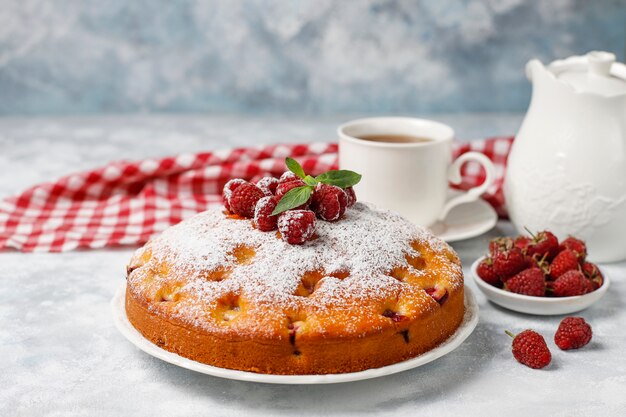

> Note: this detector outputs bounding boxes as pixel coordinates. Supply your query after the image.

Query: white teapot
[504,51,626,262]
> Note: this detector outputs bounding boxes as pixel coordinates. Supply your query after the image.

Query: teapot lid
[548,51,626,96]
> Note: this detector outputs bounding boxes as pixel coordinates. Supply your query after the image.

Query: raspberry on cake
[125,203,465,375]
[310,183,348,222]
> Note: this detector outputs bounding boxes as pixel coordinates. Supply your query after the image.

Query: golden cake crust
[125,203,465,374]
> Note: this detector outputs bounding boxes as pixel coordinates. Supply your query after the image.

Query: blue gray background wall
[0,0,624,115]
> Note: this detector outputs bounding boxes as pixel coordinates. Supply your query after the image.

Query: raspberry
[344,187,357,208]
[222,178,246,212]
[552,270,592,297]
[476,257,500,287]
[278,210,316,244]
[554,317,593,350]
[425,286,448,305]
[256,176,280,196]
[493,247,527,280]
[253,196,279,231]
[279,171,299,183]
[582,262,604,289]
[560,236,587,259]
[276,178,307,198]
[228,182,264,218]
[506,329,552,369]
[489,237,513,256]
[514,235,531,252]
[526,230,560,261]
[504,267,545,296]
[549,249,579,279]
[310,183,348,222]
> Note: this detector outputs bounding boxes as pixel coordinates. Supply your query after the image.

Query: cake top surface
[127,203,463,338]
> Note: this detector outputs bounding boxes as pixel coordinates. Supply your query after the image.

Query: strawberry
[493,247,527,280]
[554,317,593,350]
[526,230,560,261]
[476,257,501,287]
[505,329,552,369]
[549,249,580,279]
[504,267,546,296]
[560,236,587,260]
[551,270,592,297]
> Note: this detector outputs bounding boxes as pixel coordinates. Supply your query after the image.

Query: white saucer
[111,284,479,384]
[429,190,498,242]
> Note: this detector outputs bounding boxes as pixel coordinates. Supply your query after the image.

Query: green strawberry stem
[504,330,516,339]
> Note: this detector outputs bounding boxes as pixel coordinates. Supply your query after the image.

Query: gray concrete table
[1,115,625,417]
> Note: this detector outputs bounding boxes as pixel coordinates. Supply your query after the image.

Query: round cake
[125,203,465,375]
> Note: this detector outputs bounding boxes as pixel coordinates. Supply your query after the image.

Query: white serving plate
[111,284,479,384]
[471,256,610,315]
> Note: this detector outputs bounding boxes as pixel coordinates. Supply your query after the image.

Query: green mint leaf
[303,175,318,187]
[315,170,362,188]
[271,186,313,215]
[285,157,306,179]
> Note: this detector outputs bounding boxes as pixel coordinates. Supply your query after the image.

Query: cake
[125,203,465,375]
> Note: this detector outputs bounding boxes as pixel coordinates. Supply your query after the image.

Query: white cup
[338,117,495,226]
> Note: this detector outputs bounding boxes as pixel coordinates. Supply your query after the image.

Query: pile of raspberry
[222,171,356,245]
[477,230,604,297]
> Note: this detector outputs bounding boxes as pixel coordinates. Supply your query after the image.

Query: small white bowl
[471,256,610,315]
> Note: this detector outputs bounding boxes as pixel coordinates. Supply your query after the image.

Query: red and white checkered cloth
[0,137,513,252]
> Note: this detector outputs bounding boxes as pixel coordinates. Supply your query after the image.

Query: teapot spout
[525,59,545,81]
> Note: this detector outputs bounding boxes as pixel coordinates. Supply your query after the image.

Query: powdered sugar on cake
[127,202,463,335]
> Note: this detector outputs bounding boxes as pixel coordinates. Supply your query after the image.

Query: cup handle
[438,151,496,221]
